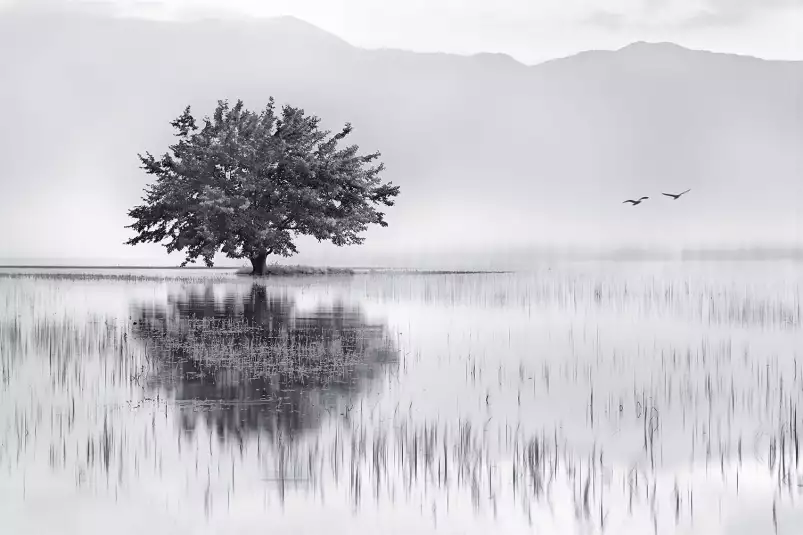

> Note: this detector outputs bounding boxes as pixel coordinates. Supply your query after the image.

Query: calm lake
[1,262,802,534]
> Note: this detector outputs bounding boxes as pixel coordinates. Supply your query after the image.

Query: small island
[233,264,356,276]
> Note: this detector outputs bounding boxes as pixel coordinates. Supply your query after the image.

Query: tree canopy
[126,99,400,274]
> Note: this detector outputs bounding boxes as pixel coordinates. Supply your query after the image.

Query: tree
[125,99,400,275]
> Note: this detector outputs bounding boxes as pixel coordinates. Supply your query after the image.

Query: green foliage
[126,99,400,267]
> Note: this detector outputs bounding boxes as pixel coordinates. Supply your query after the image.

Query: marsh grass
[2,312,802,533]
[0,272,233,283]
[235,264,357,276]
[233,265,510,276]
[1,267,803,533]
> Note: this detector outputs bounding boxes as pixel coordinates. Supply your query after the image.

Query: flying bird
[623,197,649,205]
[662,189,691,200]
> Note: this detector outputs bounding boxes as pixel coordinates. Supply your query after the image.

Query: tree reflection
[131,283,398,442]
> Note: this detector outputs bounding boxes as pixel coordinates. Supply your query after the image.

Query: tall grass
[1,265,802,533]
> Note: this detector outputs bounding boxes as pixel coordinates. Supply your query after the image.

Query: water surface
[1,262,802,534]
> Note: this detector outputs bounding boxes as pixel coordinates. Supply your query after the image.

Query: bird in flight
[623,197,649,205]
[662,189,691,200]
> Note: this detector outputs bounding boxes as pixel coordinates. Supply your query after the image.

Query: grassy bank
[236,264,356,276]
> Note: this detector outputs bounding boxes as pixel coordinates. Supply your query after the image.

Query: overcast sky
[2,0,802,64]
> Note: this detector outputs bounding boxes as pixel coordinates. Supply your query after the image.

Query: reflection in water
[2,268,803,534]
[131,284,399,441]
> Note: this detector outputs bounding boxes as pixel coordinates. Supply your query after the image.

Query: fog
[1,9,801,268]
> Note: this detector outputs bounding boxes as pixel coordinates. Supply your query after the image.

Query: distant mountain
[1,10,801,267]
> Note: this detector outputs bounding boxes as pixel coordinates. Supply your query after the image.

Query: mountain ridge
[3,7,796,66]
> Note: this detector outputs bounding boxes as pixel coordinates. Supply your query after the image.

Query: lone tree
[126,99,400,275]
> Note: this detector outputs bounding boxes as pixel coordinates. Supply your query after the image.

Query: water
[1,262,802,534]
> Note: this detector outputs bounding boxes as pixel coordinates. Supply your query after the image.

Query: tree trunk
[250,252,268,276]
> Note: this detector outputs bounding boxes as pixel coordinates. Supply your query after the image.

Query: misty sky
[2,0,802,64]
[1,0,801,267]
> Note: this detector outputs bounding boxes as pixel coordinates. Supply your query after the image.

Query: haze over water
[2,9,802,267]
[2,262,802,534]
[2,0,802,533]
